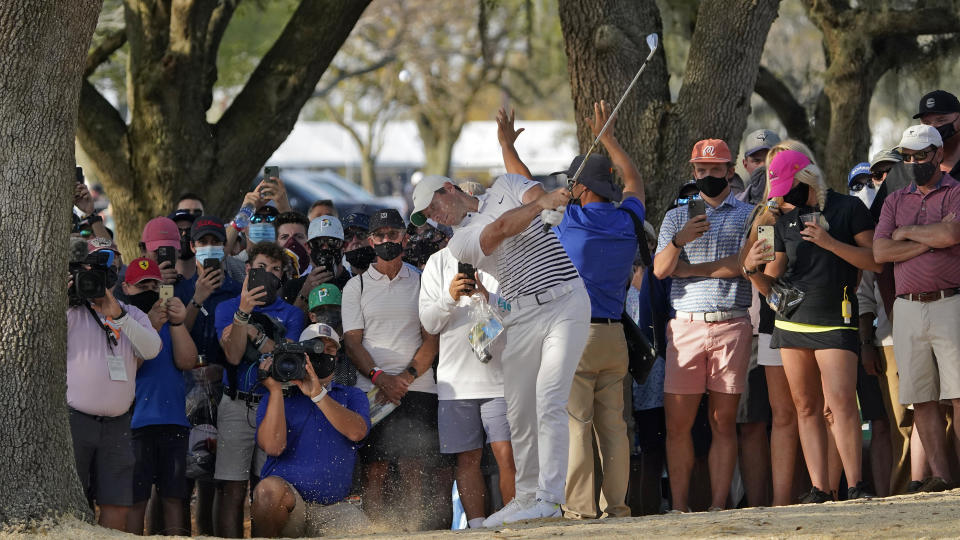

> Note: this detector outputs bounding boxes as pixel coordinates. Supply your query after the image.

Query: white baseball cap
[897,124,943,151]
[308,215,344,241]
[410,175,453,226]
[299,323,341,349]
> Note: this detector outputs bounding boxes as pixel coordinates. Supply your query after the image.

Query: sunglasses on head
[250,214,277,224]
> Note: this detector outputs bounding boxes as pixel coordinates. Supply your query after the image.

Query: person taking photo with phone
[742,142,882,503]
[653,139,754,513]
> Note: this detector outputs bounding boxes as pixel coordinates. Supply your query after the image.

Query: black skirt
[770,327,859,354]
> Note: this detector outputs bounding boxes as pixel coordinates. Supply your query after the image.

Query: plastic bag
[465,293,504,364]
[185,363,223,427]
[185,423,218,480]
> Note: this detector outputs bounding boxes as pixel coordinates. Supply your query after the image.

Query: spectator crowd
[65,89,960,536]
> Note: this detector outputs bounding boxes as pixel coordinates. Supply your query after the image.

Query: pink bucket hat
[767,150,811,198]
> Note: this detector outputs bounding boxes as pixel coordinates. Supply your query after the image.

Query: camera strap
[85,303,118,352]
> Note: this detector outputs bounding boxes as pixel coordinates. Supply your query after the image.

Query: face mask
[855,184,876,209]
[373,241,403,261]
[344,246,376,269]
[695,175,728,198]
[936,122,957,141]
[283,238,310,275]
[309,352,337,380]
[179,236,194,260]
[782,182,810,207]
[310,248,341,271]
[904,160,940,187]
[195,245,224,267]
[247,223,276,244]
[248,268,281,306]
[127,290,159,315]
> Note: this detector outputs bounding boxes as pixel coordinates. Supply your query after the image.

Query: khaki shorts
[278,478,370,537]
[664,316,752,395]
[892,295,960,404]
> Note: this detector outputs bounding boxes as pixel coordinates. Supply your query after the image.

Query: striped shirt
[875,174,960,295]
[655,192,753,313]
[341,262,436,394]
[446,174,580,301]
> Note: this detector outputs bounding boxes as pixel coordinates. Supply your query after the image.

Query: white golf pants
[500,279,591,504]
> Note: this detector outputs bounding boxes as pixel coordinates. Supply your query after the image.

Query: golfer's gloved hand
[540,206,565,233]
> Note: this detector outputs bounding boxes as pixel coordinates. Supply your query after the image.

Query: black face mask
[309,352,337,380]
[310,248,341,271]
[179,236,194,260]
[904,160,940,187]
[695,175,728,198]
[344,246,376,269]
[936,122,957,141]
[782,182,810,207]
[373,241,403,261]
[127,290,159,315]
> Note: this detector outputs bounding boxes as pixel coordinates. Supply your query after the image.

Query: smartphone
[203,257,221,272]
[159,284,174,302]
[757,225,775,261]
[156,246,176,268]
[264,166,280,179]
[247,267,273,293]
[75,166,84,183]
[457,261,476,292]
[687,198,706,219]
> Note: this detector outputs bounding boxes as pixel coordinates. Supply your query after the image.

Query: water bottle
[231,203,255,231]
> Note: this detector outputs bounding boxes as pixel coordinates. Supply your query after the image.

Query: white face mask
[854,184,876,209]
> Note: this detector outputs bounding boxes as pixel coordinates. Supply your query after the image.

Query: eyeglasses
[902,149,934,163]
[250,214,277,224]
[370,229,403,242]
[344,229,367,242]
[871,168,891,180]
[178,208,203,216]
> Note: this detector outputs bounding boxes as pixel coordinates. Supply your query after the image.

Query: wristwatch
[406,365,419,379]
[741,265,758,276]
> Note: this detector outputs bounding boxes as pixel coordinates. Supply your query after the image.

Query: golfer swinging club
[410,171,590,525]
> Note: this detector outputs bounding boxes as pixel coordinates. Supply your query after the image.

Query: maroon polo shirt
[875,173,960,296]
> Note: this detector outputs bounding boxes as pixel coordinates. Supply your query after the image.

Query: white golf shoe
[481,495,535,528]
[502,498,562,523]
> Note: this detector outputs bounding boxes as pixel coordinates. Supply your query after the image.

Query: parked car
[253,168,405,217]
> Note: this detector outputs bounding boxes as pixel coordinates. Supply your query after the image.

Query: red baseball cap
[125,257,162,285]
[142,217,180,252]
[690,139,733,163]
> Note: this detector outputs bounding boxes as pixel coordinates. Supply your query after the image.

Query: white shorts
[756,332,782,367]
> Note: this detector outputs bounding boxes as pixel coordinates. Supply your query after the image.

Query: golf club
[541,33,660,234]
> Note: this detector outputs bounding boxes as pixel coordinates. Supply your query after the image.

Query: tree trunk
[77,0,371,258]
[559,0,780,223]
[0,0,101,524]
[360,148,377,195]
[416,114,462,177]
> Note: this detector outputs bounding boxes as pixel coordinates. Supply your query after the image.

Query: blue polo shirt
[188,273,242,367]
[132,324,189,429]
[256,384,370,504]
[555,197,644,319]
[655,192,753,313]
[215,296,305,393]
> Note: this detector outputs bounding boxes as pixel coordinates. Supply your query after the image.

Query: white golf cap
[299,323,341,349]
[897,124,943,151]
[308,215,344,241]
[410,175,453,226]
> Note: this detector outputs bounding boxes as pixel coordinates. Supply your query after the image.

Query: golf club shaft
[568,45,659,187]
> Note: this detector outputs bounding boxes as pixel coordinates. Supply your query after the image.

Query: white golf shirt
[419,247,504,401]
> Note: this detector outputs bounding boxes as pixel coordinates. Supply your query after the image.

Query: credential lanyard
[84,303,119,352]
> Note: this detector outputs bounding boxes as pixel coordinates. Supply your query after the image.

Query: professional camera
[262,339,336,383]
[69,250,118,305]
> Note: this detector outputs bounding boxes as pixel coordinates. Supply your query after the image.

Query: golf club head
[646,33,659,52]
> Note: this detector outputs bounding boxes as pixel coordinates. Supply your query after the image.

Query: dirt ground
[4,489,960,539]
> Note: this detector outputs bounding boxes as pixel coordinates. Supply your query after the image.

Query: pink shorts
[664,316,752,395]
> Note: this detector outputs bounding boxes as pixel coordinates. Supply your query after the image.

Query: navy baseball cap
[559,154,623,202]
[341,212,370,231]
[369,209,405,231]
[847,162,871,188]
[914,90,960,119]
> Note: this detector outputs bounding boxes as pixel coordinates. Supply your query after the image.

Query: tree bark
[559,0,780,222]
[416,113,463,177]
[77,0,371,257]
[0,0,101,524]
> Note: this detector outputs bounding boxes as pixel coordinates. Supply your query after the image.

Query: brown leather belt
[897,288,960,303]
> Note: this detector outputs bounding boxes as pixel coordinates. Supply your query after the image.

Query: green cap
[308,283,342,310]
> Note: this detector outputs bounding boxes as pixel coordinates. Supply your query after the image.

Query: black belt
[224,386,296,403]
[591,317,621,324]
[69,407,129,422]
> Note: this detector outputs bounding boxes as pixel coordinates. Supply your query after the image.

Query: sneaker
[707,506,725,512]
[503,499,562,523]
[798,486,832,504]
[847,481,874,500]
[906,480,924,493]
[482,495,534,528]
[921,476,950,493]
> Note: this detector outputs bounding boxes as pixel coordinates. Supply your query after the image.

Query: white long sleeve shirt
[419,248,504,400]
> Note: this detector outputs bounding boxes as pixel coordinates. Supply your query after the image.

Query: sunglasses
[344,229,368,242]
[902,149,934,163]
[871,168,891,180]
[309,237,344,251]
[250,214,277,224]
[849,182,870,192]
[179,209,203,216]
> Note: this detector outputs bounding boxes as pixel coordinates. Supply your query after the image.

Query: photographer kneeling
[251,324,371,537]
